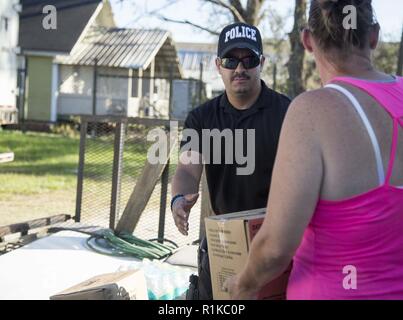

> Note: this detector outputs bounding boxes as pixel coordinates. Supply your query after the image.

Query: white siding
[58,65,129,116]
[0,0,19,109]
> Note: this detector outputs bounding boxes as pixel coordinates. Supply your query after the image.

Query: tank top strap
[384,118,401,185]
[325,83,385,185]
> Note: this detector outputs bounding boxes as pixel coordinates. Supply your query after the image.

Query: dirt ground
[0,189,76,226]
[0,183,203,248]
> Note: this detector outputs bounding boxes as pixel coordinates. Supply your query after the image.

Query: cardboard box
[50,269,149,300]
[205,208,292,300]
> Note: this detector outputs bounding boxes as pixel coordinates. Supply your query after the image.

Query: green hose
[86,229,177,260]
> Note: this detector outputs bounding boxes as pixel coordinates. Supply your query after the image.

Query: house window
[142,79,150,98]
[1,17,9,32]
[131,78,139,98]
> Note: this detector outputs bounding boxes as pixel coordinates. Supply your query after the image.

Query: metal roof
[56,27,182,77]
[178,51,217,72]
[176,42,217,72]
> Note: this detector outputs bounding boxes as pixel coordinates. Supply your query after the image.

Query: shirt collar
[219,80,273,113]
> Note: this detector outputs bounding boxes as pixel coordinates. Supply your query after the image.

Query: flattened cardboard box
[205,208,292,300]
[50,269,149,300]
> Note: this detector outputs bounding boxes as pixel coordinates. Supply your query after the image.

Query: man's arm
[171,151,203,236]
[172,151,203,196]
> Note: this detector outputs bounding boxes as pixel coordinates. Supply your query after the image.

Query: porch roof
[56,27,182,78]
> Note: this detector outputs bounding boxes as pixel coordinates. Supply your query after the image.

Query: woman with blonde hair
[227,0,403,299]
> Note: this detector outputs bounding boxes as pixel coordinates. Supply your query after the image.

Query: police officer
[171,22,291,300]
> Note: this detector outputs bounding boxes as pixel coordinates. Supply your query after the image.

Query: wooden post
[115,131,177,234]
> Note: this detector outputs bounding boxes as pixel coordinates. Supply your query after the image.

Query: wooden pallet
[0,214,72,255]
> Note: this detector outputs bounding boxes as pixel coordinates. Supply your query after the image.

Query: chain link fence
[1,68,209,249]
[75,116,205,248]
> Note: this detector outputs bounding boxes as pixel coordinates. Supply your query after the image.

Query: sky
[110,0,403,43]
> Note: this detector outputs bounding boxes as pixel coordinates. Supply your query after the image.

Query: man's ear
[369,23,380,50]
[260,56,266,71]
[301,29,314,53]
[215,58,222,74]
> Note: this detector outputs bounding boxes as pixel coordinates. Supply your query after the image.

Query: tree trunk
[397,27,403,76]
[287,0,307,98]
[245,0,264,25]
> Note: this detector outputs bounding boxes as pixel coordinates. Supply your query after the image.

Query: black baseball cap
[217,22,263,58]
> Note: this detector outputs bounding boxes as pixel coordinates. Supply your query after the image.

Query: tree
[155,0,269,36]
[286,0,307,98]
[134,0,308,95]
[397,26,403,76]
[373,41,399,75]
[262,8,290,93]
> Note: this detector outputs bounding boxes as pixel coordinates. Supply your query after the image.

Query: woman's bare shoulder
[290,88,346,112]
[286,88,350,124]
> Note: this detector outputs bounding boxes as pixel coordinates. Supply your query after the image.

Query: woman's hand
[224,274,259,300]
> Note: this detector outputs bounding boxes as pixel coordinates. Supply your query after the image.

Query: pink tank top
[287,76,403,300]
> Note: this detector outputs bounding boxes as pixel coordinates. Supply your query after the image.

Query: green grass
[0,130,150,225]
[0,131,149,196]
[0,131,80,195]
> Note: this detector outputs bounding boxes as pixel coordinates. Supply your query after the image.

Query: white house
[176,42,224,98]
[0,0,21,124]
[55,27,182,119]
[18,0,182,123]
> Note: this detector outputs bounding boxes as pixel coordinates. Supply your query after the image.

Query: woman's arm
[228,92,325,299]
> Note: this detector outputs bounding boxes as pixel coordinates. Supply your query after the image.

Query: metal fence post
[110,119,126,230]
[91,58,98,137]
[199,62,204,105]
[273,63,277,92]
[168,65,174,119]
[158,159,169,243]
[75,118,88,222]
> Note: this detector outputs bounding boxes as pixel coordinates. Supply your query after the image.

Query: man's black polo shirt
[180,81,290,215]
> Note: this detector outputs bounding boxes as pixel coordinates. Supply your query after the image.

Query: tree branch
[397,26,403,76]
[205,0,246,23]
[256,7,268,26]
[155,14,220,35]
[245,0,264,25]
[228,0,246,20]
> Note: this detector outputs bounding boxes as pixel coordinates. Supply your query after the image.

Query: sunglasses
[219,55,261,70]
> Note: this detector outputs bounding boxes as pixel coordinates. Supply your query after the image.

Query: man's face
[216,48,264,97]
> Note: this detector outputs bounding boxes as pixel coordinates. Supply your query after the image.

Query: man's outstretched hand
[172,193,199,236]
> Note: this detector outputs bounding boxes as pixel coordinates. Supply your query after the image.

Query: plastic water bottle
[116,260,195,300]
